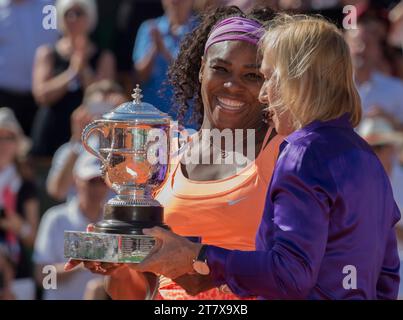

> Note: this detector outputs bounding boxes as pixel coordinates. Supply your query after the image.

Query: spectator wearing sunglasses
[31,0,116,160]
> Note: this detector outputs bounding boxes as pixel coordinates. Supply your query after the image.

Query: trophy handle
[81,120,107,162]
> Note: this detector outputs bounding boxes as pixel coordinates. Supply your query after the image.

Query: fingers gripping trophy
[64,85,171,263]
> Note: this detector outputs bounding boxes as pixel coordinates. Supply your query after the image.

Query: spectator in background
[31,0,116,159]
[0,108,40,300]
[0,248,15,300]
[345,16,403,130]
[46,80,126,202]
[0,0,58,135]
[133,0,196,127]
[358,116,403,210]
[388,1,403,80]
[91,0,165,95]
[34,153,108,300]
[194,0,279,13]
[358,116,403,299]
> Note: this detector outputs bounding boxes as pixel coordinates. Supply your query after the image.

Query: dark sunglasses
[0,135,17,142]
[65,8,86,19]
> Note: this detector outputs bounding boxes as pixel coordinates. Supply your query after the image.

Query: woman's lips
[216,96,246,113]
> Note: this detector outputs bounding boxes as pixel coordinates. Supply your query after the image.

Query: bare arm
[105,266,157,300]
[134,25,173,83]
[96,50,116,81]
[47,106,92,200]
[19,199,39,248]
[79,50,116,89]
[32,45,78,107]
[134,45,158,83]
[46,149,79,201]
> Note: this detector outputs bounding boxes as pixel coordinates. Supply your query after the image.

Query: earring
[224,82,231,88]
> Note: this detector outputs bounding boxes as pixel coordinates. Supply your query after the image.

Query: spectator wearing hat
[33,153,108,299]
[0,107,39,300]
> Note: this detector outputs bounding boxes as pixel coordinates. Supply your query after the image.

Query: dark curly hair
[168,6,276,129]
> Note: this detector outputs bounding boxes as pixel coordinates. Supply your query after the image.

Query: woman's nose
[258,85,268,104]
[222,76,244,93]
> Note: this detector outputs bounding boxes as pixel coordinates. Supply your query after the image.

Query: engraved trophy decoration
[64,85,171,263]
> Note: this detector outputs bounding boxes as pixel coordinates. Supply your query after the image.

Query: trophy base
[64,231,156,263]
[95,204,169,235]
[64,204,170,263]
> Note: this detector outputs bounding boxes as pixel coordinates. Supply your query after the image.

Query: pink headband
[204,17,265,54]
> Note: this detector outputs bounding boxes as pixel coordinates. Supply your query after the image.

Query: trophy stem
[116,187,152,201]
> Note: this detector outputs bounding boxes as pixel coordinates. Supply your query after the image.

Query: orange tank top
[155,127,283,300]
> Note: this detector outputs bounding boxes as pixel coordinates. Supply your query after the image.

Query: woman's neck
[199,119,268,142]
[197,119,268,159]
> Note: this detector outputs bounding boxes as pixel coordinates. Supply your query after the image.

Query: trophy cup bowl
[64,85,171,263]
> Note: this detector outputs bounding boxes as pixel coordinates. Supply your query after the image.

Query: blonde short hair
[56,0,98,33]
[260,14,362,128]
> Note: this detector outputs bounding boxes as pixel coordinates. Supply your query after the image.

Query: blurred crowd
[0,0,402,300]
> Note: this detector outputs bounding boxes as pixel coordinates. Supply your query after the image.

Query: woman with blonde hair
[31,0,116,158]
[130,14,401,299]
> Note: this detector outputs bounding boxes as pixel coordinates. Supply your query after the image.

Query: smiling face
[199,41,264,131]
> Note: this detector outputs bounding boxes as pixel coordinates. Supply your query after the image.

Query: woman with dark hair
[66,6,283,300]
[171,5,276,128]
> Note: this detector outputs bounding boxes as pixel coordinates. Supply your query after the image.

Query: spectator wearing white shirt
[345,16,403,130]
[33,153,108,300]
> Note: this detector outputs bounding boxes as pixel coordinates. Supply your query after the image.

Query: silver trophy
[64,85,171,263]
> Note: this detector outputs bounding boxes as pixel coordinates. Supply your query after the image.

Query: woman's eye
[245,73,263,81]
[212,66,228,73]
